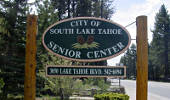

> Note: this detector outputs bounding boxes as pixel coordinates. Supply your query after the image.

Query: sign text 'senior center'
[47,41,125,59]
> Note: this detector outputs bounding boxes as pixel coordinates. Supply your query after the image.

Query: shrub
[0,78,5,92]
[94,93,129,100]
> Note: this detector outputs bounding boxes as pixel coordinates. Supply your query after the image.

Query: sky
[107,0,170,66]
[28,0,170,66]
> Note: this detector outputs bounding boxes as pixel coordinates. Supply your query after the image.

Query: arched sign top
[42,17,131,62]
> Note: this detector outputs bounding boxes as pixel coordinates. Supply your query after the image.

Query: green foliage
[0,0,28,99]
[94,93,129,100]
[0,78,5,92]
[119,44,136,79]
[47,0,114,19]
[44,77,74,97]
[34,0,115,98]
[120,5,170,81]
[0,0,115,99]
[149,4,170,80]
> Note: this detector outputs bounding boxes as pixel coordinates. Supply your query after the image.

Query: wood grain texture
[24,15,37,100]
[136,16,148,100]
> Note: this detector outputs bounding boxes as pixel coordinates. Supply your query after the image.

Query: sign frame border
[46,65,126,78]
[42,17,131,62]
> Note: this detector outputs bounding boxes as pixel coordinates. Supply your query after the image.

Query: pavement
[121,80,170,100]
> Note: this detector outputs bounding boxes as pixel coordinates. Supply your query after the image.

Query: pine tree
[130,44,136,77]
[0,0,28,99]
[49,0,114,19]
[119,44,136,79]
[150,5,170,80]
[34,0,115,98]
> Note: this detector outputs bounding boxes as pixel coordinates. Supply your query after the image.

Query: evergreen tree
[0,0,28,99]
[148,44,155,80]
[150,5,170,80]
[119,44,136,79]
[49,0,114,19]
[34,0,60,96]
[0,0,115,99]
[130,44,136,77]
[33,0,115,98]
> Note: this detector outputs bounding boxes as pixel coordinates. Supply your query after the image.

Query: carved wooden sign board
[42,17,130,77]
[42,17,131,62]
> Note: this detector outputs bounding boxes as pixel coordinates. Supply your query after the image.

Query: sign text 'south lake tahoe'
[42,17,131,62]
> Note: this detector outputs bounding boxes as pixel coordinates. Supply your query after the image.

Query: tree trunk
[67,0,71,18]
[72,0,75,17]
[58,79,64,100]
[59,88,64,100]
[164,36,169,81]
[1,84,8,100]
[101,0,103,18]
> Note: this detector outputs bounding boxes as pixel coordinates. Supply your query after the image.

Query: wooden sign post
[24,15,37,100]
[136,16,148,100]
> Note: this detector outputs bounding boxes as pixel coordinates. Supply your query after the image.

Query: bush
[94,93,129,100]
[0,78,5,92]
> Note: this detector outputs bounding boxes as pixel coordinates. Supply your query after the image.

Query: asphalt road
[119,80,170,100]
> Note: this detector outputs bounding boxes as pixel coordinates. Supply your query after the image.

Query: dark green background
[47,66,125,76]
[43,18,130,60]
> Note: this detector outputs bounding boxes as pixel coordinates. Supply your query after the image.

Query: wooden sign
[42,17,131,62]
[46,65,126,78]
